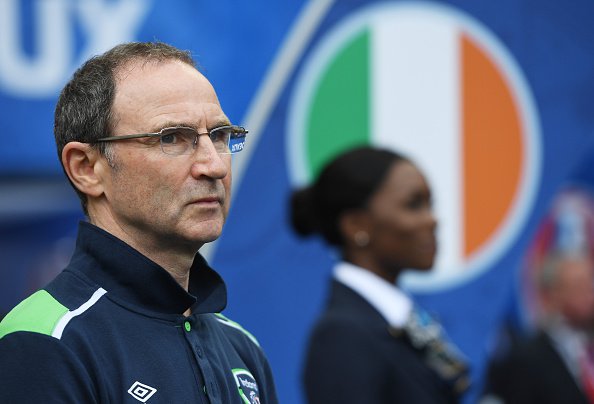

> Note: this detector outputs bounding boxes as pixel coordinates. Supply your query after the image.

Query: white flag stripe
[371,10,462,274]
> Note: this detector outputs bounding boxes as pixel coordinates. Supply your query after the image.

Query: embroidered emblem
[127,381,157,402]
[232,368,260,404]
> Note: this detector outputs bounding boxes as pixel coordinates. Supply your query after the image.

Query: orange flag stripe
[462,33,524,257]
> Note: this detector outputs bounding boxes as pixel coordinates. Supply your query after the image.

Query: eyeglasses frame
[91,125,248,155]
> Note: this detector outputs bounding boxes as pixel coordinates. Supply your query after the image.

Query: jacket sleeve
[236,330,280,404]
[256,346,279,404]
[0,332,99,403]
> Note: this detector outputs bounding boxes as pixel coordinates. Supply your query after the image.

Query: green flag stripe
[0,290,68,339]
[306,28,370,180]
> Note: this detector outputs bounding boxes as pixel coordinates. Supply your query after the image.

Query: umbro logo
[127,381,157,402]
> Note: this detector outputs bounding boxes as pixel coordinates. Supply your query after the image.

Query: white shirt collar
[333,261,413,328]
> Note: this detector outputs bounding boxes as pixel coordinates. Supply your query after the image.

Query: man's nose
[189,135,229,179]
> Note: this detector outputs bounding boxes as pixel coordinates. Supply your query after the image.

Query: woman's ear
[61,142,105,198]
[339,210,371,248]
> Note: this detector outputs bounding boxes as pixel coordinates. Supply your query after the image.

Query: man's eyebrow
[150,121,195,132]
[210,118,232,129]
[150,119,232,133]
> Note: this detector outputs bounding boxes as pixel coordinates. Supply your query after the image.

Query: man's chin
[199,233,221,244]
[190,222,224,243]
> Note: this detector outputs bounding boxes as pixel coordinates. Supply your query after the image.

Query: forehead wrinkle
[112,60,229,134]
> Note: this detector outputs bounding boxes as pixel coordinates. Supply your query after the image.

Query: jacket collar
[68,221,227,315]
[334,261,412,328]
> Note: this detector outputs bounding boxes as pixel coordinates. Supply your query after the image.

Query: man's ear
[61,142,105,198]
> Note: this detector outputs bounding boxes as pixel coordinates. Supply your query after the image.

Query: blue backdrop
[2,1,594,402]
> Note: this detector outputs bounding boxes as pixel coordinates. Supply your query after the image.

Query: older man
[0,42,278,403]
[484,251,594,404]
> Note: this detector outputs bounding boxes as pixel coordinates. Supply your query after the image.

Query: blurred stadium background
[2,0,594,402]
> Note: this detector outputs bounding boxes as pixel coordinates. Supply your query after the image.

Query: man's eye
[161,133,178,144]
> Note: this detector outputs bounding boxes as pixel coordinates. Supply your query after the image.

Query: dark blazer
[303,280,464,404]
[484,331,589,404]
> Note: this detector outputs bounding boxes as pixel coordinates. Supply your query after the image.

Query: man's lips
[190,196,223,205]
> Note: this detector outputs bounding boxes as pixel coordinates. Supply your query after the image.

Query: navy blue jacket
[484,331,589,404]
[304,280,466,404]
[0,222,278,403]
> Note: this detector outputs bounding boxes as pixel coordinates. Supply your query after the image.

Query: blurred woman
[291,146,469,403]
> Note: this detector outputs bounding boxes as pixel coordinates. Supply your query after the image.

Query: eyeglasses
[93,125,248,155]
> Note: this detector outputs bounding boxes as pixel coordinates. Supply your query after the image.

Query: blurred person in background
[0,41,278,403]
[483,251,594,404]
[290,146,470,403]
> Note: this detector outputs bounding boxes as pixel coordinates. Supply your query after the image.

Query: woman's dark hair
[290,146,407,247]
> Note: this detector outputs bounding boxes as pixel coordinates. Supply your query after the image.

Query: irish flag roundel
[286,2,541,290]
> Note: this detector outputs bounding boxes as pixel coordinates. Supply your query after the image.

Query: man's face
[98,59,232,252]
[555,257,594,330]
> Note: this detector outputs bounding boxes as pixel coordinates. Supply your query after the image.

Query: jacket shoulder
[0,290,68,339]
[213,313,260,347]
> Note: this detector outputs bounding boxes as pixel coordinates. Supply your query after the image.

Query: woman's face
[366,160,437,273]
